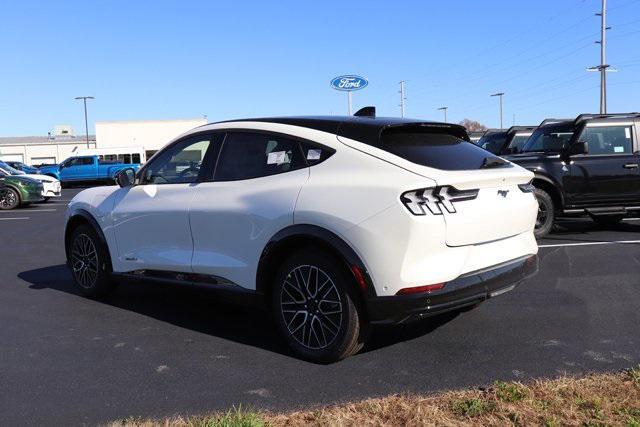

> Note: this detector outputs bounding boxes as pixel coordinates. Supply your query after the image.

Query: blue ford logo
[330,75,368,92]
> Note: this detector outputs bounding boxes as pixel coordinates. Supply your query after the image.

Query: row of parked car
[0,156,140,210]
[471,112,640,237]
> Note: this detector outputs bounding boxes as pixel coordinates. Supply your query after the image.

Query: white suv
[65,111,539,362]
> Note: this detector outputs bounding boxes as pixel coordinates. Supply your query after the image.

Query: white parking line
[0,209,57,213]
[539,240,640,248]
[0,217,29,221]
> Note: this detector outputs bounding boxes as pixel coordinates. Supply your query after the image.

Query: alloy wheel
[280,265,343,350]
[71,234,99,289]
[0,188,18,209]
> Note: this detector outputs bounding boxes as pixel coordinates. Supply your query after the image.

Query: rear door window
[214,132,306,181]
[381,127,503,170]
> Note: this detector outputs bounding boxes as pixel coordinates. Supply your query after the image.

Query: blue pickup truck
[40,155,141,184]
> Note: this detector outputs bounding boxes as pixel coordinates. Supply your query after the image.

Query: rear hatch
[338,123,535,247]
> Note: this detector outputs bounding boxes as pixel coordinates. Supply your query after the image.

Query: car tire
[592,214,624,227]
[0,187,20,210]
[534,188,555,239]
[69,225,117,298]
[272,248,367,363]
[43,197,51,202]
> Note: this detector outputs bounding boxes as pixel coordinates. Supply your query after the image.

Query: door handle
[623,163,638,169]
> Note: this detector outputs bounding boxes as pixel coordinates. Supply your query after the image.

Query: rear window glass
[381,128,503,170]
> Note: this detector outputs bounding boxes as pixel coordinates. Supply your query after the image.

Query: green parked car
[0,168,44,209]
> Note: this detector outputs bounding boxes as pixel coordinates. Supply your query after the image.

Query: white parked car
[0,161,61,201]
[64,110,539,362]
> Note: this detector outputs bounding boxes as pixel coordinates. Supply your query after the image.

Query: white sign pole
[348,92,352,115]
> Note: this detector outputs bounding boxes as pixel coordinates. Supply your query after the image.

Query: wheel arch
[532,174,563,211]
[64,209,113,272]
[256,224,377,301]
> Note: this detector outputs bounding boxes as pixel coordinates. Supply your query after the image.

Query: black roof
[220,115,470,144]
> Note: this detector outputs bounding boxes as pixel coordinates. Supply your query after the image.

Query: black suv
[478,126,537,155]
[506,113,640,237]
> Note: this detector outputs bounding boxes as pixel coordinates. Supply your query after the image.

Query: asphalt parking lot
[2,188,639,426]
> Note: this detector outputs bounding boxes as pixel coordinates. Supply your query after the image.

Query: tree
[458,119,488,132]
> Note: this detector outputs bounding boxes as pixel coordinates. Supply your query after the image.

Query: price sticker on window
[307,149,321,160]
[267,151,287,165]
[625,128,631,139]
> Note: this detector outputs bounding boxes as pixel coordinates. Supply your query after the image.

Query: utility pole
[588,0,611,114]
[437,106,448,122]
[490,92,505,129]
[399,80,406,117]
[74,96,94,148]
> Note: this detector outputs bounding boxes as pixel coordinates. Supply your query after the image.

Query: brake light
[400,186,478,216]
[396,283,445,295]
[518,180,535,193]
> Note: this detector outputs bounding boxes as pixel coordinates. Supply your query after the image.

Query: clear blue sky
[1,0,639,136]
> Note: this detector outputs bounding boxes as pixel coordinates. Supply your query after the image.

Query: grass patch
[450,398,495,417]
[110,366,640,427]
[494,380,528,403]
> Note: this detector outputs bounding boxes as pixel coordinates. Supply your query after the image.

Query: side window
[214,132,305,181]
[140,135,213,184]
[132,153,141,164]
[580,125,634,155]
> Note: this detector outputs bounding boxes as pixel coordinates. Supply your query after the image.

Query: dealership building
[0,117,207,166]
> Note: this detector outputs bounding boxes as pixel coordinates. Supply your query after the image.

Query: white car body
[65,114,539,360]
[19,173,62,199]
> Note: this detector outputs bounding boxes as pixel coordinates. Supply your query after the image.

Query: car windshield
[477,132,507,154]
[0,161,25,175]
[508,133,532,153]
[522,126,574,153]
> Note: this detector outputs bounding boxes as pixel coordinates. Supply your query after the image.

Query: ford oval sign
[330,75,368,92]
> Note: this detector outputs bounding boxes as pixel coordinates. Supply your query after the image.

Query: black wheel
[0,187,20,210]
[271,248,367,363]
[43,197,51,202]
[592,214,624,227]
[534,188,555,239]
[69,225,116,298]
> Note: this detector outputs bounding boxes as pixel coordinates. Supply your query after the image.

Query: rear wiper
[481,156,509,169]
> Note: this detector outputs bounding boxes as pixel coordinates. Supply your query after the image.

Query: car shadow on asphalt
[18,264,459,361]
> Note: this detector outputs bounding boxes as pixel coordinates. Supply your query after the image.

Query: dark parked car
[506,113,640,237]
[478,126,537,156]
[4,161,41,174]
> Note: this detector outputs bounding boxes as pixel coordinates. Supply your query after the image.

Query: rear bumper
[366,254,538,325]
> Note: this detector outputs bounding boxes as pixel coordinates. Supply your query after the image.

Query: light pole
[490,92,505,129]
[74,96,94,148]
[587,0,611,114]
[437,106,448,122]
[399,80,406,117]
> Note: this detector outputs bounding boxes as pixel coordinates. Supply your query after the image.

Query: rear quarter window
[381,127,499,170]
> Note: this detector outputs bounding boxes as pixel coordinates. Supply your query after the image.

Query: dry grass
[110,366,640,427]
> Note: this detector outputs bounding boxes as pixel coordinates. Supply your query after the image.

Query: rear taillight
[396,283,445,295]
[518,181,535,193]
[400,186,478,216]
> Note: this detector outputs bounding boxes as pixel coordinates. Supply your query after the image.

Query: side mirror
[115,168,136,188]
[569,140,589,156]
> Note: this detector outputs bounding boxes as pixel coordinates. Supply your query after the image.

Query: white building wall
[0,141,96,165]
[95,118,207,152]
